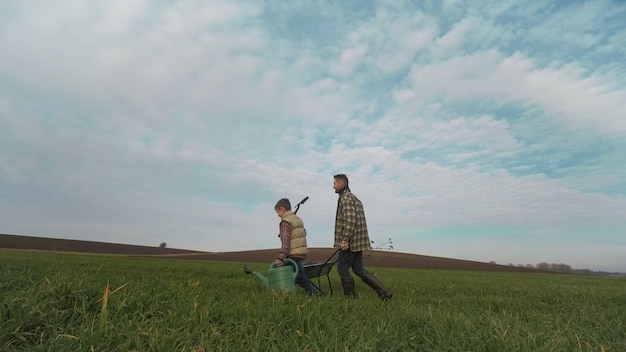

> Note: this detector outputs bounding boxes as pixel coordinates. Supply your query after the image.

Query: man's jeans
[337,249,366,280]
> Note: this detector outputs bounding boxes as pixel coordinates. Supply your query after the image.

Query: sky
[1,0,625,272]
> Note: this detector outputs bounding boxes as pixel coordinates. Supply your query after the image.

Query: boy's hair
[333,173,349,187]
[274,198,291,211]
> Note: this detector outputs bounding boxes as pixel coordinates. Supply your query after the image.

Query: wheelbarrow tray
[303,248,340,295]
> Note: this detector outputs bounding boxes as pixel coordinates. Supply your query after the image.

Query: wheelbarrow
[303,247,340,295]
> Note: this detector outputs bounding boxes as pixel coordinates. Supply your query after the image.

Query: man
[333,174,393,300]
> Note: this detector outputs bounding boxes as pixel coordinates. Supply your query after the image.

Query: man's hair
[274,198,291,211]
[333,173,349,187]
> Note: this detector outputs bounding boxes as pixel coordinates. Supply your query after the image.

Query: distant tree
[371,237,394,251]
[159,242,167,249]
[489,260,496,265]
[562,263,572,273]
[367,237,394,263]
[549,263,571,273]
[536,262,574,273]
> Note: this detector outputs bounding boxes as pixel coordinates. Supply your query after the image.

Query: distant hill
[0,233,538,273]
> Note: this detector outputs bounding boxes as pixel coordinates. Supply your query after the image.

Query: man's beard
[335,186,347,194]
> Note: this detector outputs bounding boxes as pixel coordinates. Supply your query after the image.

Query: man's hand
[275,259,283,266]
[341,241,349,251]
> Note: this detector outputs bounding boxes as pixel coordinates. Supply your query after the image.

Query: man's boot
[361,271,393,300]
[341,278,355,298]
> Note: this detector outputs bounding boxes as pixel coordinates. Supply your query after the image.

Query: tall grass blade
[99,283,109,333]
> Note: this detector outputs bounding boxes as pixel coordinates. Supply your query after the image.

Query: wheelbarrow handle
[293,196,309,214]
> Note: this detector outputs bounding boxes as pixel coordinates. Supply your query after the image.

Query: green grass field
[1,249,625,351]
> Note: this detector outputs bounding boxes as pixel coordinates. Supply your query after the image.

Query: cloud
[1,0,625,271]
[395,51,626,134]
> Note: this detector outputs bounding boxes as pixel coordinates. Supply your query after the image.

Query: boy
[274,198,318,295]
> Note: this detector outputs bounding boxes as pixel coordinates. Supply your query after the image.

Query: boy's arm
[276,221,291,265]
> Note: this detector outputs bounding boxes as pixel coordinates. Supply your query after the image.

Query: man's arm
[340,196,357,244]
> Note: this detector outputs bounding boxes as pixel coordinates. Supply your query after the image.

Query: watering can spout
[243,265,270,290]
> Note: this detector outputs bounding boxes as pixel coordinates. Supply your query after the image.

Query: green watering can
[243,258,299,292]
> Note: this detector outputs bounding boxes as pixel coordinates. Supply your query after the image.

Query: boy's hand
[275,259,283,266]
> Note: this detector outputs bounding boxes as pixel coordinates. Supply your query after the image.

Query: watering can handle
[283,258,299,280]
[269,258,299,276]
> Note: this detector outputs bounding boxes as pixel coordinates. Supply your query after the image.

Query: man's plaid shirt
[334,189,371,252]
